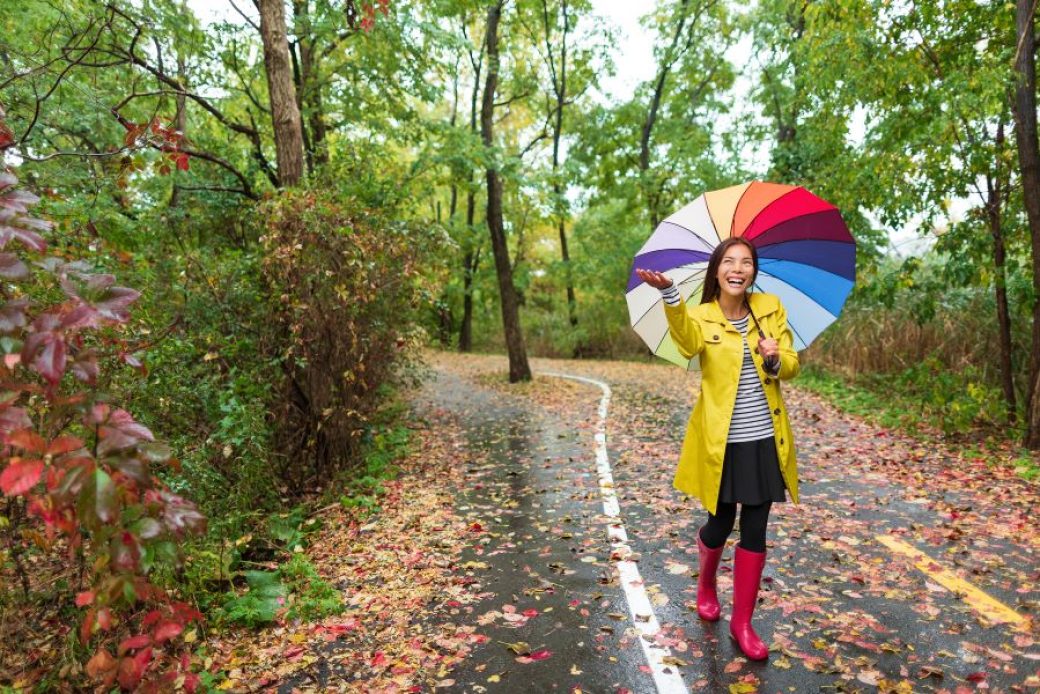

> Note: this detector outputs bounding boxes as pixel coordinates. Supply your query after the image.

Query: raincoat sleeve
[663,299,705,359]
[774,301,800,381]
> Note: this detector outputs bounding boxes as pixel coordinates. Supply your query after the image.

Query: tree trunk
[288,37,314,174]
[640,0,691,230]
[258,0,305,187]
[987,125,1016,424]
[481,1,531,382]
[295,0,329,167]
[170,49,188,210]
[459,18,485,354]
[459,246,477,352]
[543,0,578,330]
[1011,0,1040,447]
[459,173,481,353]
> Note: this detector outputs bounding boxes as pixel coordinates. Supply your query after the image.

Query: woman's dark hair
[700,236,759,305]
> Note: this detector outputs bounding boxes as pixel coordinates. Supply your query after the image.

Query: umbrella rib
[749,281,810,348]
[730,181,757,237]
[753,278,838,340]
[787,319,809,351]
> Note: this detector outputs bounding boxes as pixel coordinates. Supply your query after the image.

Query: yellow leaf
[729,684,758,693]
[487,674,501,683]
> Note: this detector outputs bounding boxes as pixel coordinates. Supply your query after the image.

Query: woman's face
[716,243,755,299]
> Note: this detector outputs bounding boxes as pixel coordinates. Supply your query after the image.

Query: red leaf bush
[0,120,205,690]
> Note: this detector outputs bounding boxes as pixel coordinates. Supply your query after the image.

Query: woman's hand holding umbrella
[758,336,779,372]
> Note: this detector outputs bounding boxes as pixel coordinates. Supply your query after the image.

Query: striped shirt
[726,314,775,443]
[657,284,774,442]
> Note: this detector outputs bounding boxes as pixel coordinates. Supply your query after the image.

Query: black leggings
[698,502,772,553]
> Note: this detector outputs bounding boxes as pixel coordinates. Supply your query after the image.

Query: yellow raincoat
[663,292,800,515]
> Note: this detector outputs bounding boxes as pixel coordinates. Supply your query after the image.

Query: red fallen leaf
[75,591,95,607]
[522,609,539,618]
[284,646,305,661]
[97,607,113,630]
[528,649,551,660]
[371,651,387,667]
[316,617,361,640]
[468,522,484,532]
[966,672,986,682]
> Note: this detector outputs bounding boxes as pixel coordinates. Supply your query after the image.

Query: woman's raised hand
[636,268,673,290]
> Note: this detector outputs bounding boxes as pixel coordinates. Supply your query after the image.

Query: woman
[635,237,799,661]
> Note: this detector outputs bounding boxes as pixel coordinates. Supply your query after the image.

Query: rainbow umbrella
[627,181,856,369]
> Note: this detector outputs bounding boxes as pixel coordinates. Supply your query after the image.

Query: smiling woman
[635,235,801,662]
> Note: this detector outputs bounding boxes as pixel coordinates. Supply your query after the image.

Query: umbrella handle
[746,299,779,371]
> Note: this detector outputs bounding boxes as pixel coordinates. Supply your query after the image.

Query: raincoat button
[773,408,780,415]
[780,438,784,445]
[713,335,719,340]
[764,378,772,385]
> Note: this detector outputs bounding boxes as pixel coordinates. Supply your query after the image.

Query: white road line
[541,372,688,694]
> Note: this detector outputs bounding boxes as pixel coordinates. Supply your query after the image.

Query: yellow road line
[875,535,1031,631]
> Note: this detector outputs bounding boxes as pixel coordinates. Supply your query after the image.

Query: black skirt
[717,436,788,505]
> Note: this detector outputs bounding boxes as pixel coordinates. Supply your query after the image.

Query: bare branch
[228,0,262,32]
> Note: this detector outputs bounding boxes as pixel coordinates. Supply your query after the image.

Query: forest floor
[206,351,1040,693]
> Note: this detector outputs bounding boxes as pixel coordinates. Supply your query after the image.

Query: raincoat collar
[701,293,780,329]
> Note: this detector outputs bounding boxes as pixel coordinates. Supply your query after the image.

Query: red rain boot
[730,545,769,660]
[696,533,724,621]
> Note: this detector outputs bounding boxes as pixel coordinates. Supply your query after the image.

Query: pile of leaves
[203,399,487,690]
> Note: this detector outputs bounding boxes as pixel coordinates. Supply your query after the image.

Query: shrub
[258,185,434,489]
[0,126,204,689]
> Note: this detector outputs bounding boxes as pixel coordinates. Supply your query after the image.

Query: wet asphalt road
[418,358,1040,694]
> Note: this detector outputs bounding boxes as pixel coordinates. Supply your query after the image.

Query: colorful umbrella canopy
[627,181,856,369]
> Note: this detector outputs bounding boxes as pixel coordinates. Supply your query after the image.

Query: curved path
[418,354,1039,693]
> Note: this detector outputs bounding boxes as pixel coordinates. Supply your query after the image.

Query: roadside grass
[797,364,1038,481]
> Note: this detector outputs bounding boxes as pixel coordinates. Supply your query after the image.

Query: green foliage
[127,247,280,539]
[338,402,413,513]
[219,555,343,628]
[220,570,288,628]
[801,359,1014,438]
